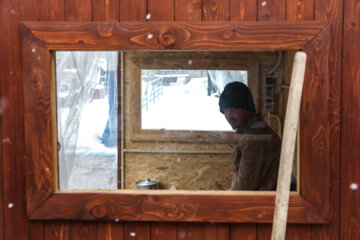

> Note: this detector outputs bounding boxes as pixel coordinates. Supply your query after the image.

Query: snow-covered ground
[62,77,235,190]
[64,95,118,190]
[142,77,233,131]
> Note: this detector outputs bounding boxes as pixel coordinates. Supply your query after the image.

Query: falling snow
[147,33,153,39]
[261,1,267,7]
[146,13,151,20]
[2,138,12,144]
[350,183,358,190]
[8,203,14,208]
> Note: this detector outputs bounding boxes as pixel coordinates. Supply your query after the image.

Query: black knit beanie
[219,82,256,114]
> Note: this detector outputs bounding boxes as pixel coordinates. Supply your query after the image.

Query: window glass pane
[141,70,247,131]
[56,51,118,190]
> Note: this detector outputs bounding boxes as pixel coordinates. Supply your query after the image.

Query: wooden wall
[2,0,359,239]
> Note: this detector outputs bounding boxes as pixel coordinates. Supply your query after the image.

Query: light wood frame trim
[21,21,331,223]
[125,51,256,143]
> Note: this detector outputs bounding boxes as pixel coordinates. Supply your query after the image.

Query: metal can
[136,178,160,189]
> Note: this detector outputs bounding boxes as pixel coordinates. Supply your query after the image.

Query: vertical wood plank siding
[44,221,70,240]
[258,0,285,21]
[64,0,92,21]
[31,0,65,237]
[3,0,37,239]
[92,0,119,21]
[341,0,360,239]
[70,222,98,240]
[151,222,177,240]
[286,0,314,20]
[38,0,65,21]
[312,0,343,239]
[0,0,352,240]
[119,0,146,21]
[0,0,10,239]
[202,0,230,21]
[229,0,257,21]
[175,0,202,21]
[124,222,150,240]
[148,0,175,21]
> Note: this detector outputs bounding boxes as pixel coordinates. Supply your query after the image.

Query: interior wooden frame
[21,21,330,223]
[126,51,261,143]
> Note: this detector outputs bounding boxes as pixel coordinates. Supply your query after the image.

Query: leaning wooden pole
[271,51,307,240]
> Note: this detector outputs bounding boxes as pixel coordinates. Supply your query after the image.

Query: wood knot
[90,204,108,219]
[86,200,110,219]
[97,23,114,37]
[158,32,176,47]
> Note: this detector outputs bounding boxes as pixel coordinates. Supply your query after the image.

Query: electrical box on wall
[264,76,277,112]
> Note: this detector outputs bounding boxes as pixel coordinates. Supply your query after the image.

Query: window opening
[56,51,118,190]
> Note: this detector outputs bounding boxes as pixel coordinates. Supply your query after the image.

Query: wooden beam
[23,21,327,50]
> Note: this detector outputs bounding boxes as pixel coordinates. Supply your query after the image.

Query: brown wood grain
[150,222,176,240]
[22,20,331,225]
[257,224,311,240]
[148,0,174,21]
[21,25,55,215]
[97,222,124,240]
[230,223,256,240]
[124,222,150,240]
[203,223,229,240]
[230,0,257,21]
[92,0,119,21]
[119,0,146,21]
[19,0,38,20]
[70,221,98,240]
[301,25,331,219]
[286,0,314,20]
[38,0,65,21]
[64,0,92,21]
[0,1,8,239]
[176,222,204,240]
[30,193,326,223]
[23,21,326,50]
[257,224,272,240]
[175,0,202,21]
[0,113,2,240]
[258,0,285,21]
[202,0,230,21]
[285,224,311,240]
[341,0,360,239]
[3,0,34,240]
[30,221,44,240]
[44,221,70,240]
[312,1,342,240]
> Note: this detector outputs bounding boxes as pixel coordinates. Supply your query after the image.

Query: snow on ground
[65,94,118,190]
[64,77,233,190]
[142,77,233,131]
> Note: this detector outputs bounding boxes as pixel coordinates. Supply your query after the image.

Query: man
[219,82,281,191]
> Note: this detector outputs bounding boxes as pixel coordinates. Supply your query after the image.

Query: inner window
[141,70,247,131]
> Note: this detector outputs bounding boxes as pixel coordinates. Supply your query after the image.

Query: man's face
[224,108,250,129]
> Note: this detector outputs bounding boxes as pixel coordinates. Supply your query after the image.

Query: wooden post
[271,51,307,240]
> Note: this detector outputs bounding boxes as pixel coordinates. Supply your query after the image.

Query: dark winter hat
[219,82,256,114]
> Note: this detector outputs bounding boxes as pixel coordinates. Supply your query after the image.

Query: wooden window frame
[21,21,331,223]
[126,51,258,143]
